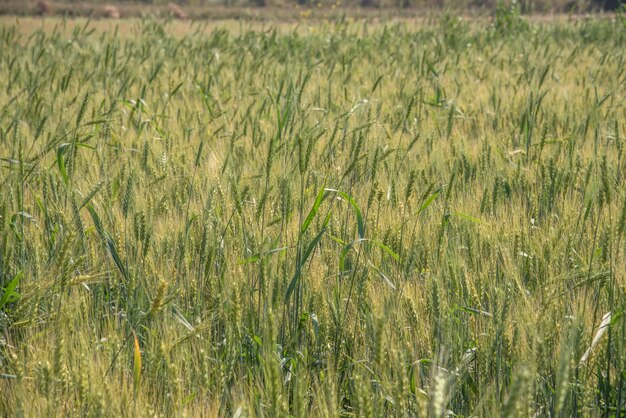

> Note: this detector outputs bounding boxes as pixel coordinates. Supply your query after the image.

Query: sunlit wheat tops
[0,14,625,417]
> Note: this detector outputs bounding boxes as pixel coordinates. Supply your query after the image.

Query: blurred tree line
[141,0,622,8]
[129,0,622,9]
[4,0,623,14]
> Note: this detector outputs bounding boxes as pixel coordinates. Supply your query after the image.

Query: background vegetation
[0,0,623,19]
[0,14,625,416]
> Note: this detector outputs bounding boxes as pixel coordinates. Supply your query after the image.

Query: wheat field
[0,14,625,417]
